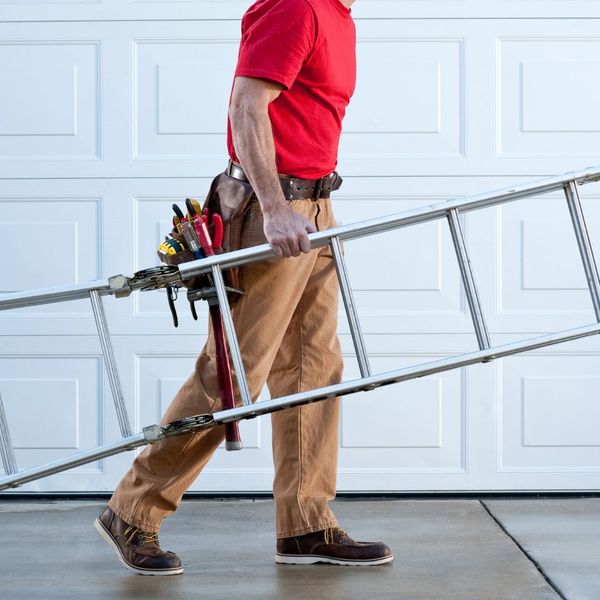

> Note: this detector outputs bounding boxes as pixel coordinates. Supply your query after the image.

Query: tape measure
[158,237,185,256]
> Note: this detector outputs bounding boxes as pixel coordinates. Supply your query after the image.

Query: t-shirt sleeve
[235,0,317,90]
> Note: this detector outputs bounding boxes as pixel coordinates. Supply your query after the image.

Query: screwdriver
[172,204,203,260]
[186,198,213,256]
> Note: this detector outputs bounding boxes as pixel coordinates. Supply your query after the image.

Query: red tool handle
[210,305,242,450]
[195,220,214,257]
[185,198,240,449]
[212,214,224,249]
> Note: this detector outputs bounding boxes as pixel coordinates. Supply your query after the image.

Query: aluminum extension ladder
[2,166,600,492]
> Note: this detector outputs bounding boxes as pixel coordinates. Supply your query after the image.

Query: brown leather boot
[94,507,183,576]
[276,527,393,566]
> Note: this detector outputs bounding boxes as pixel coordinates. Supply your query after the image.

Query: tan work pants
[108,197,343,538]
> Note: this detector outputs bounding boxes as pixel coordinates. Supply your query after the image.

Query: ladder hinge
[142,424,165,443]
[108,274,132,299]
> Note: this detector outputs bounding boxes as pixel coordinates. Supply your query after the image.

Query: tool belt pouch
[201,171,255,291]
[157,171,255,292]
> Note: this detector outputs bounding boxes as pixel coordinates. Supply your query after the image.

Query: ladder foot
[225,441,243,451]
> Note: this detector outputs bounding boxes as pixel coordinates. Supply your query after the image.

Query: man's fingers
[287,236,301,257]
[300,219,315,253]
[264,208,316,258]
[299,233,311,254]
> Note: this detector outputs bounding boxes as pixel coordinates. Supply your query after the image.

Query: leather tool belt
[225,160,343,201]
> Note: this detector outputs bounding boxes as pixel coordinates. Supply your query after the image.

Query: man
[95,0,393,575]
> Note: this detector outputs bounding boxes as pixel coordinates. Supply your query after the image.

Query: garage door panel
[500,355,600,473]
[0,196,101,293]
[343,39,464,160]
[333,196,475,335]
[0,41,100,161]
[496,192,600,323]
[133,40,238,161]
[0,354,103,475]
[498,38,600,159]
[339,356,465,474]
[0,194,102,339]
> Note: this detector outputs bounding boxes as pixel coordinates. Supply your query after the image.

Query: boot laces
[124,525,159,546]
[324,526,348,545]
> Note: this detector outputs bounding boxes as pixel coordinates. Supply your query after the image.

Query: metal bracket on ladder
[2,166,600,492]
[0,392,18,477]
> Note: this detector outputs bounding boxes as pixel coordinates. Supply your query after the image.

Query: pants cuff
[276,519,339,540]
[107,500,161,534]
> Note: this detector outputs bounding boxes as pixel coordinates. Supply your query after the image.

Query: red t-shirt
[227,0,356,179]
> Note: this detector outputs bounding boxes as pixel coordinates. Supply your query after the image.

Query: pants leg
[108,198,342,535]
[269,237,343,538]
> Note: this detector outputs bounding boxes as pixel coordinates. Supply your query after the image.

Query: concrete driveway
[0,497,598,600]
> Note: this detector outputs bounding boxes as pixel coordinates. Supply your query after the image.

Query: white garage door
[1,1,600,493]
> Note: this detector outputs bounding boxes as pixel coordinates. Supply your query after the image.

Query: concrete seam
[479,500,567,600]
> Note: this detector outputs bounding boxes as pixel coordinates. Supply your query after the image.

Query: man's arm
[229,76,316,258]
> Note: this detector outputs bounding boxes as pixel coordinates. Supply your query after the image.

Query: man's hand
[262,204,317,258]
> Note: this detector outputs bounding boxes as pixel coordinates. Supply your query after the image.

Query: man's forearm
[229,102,286,214]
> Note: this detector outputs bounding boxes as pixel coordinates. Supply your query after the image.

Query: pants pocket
[240,199,268,249]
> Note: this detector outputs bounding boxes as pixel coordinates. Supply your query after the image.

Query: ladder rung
[330,236,371,378]
[447,209,491,351]
[89,290,133,438]
[0,392,18,476]
[564,180,600,322]
[211,265,252,407]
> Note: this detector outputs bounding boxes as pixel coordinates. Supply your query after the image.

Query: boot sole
[94,517,183,576]
[275,553,394,566]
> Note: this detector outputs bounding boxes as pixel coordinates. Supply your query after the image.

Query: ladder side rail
[0,432,147,492]
[212,321,600,425]
[447,209,491,350]
[211,265,252,407]
[0,166,599,308]
[330,236,371,378]
[89,290,133,438]
[0,392,18,475]
[0,279,112,312]
[3,319,600,492]
[181,167,600,281]
[564,180,600,321]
